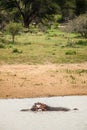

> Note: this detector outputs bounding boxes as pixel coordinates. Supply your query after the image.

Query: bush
[66,39,75,47]
[6,22,22,43]
[12,48,22,53]
[65,50,76,55]
[76,40,87,46]
[64,13,87,38]
[24,42,32,45]
[0,43,5,48]
[7,44,13,48]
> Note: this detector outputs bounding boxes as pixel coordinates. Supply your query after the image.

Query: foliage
[65,50,76,55]
[0,0,59,28]
[0,0,87,28]
[76,40,87,46]
[6,22,22,43]
[0,10,9,29]
[57,0,87,21]
[0,43,5,48]
[0,29,87,64]
[64,14,87,38]
[76,0,87,15]
[66,39,75,47]
[60,0,76,21]
[12,48,22,53]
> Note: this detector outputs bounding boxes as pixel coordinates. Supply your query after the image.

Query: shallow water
[0,96,87,130]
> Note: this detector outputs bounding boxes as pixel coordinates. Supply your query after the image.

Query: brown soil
[0,63,87,98]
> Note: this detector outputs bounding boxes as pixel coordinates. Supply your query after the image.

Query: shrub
[76,40,87,46]
[12,48,22,53]
[64,13,87,38]
[24,42,32,45]
[0,43,5,48]
[65,50,76,55]
[7,44,13,48]
[6,22,22,43]
[66,39,75,47]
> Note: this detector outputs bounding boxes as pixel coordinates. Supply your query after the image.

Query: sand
[0,63,87,98]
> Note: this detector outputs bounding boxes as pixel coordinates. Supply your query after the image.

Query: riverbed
[0,96,87,130]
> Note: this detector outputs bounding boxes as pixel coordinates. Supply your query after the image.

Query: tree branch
[14,0,24,17]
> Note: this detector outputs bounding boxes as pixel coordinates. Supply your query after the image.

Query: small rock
[73,108,78,110]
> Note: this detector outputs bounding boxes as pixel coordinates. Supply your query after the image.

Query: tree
[0,10,10,29]
[0,0,59,28]
[76,0,87,15]
[59,0,76,21]
[6,22,22,43]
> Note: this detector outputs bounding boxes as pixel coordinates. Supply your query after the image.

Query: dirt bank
[0,63,87,98]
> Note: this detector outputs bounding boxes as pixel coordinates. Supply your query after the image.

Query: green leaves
[0,0,59,27]
[6,22,22,42]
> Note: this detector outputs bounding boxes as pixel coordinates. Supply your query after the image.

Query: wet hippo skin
[21,102,72,112]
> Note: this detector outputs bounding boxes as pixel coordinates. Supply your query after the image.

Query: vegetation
[65,50,76,55]
[0,0,87,64]
[64,13,87,38]
[0,29,87,64]
[12,48,22,53]
[0,0,59,28]
[6,22,22,43]
[0,0,87,28]
[0,43,5,48]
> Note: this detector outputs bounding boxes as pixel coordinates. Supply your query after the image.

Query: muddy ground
[0,63,87,98]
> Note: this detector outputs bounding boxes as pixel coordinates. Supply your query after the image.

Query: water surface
[0,96,87,130]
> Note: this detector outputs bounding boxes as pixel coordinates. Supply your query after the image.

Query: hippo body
[21,102,78,112]
[30,102,70,112]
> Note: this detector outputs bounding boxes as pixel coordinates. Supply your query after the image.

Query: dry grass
[0,63,87,98]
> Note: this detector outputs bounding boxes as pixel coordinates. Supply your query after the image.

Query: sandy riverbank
[0,63,87,98]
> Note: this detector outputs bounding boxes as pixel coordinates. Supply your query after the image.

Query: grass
[12,48,22,53]
[65,50,76,55]
[0,43,5,48]
[0,29,87,64]
[66,69,87,75]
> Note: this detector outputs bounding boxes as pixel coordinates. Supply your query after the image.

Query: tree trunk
[24,20,29,28]
[23,15,30,28]
[23,14,36,28]
[12,34,15,43]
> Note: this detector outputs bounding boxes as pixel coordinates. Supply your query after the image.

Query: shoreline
[0,94,87,99]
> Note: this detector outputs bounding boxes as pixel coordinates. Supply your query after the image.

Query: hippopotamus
[21,102,78,112]
[30,102,71,111]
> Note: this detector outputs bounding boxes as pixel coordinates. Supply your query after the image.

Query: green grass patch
[65,50,76,55]
[76,40,87,46]
[12,48,22,53]
[0,43,5,48]
[75,69,87,74]
[0,29,87,64]
[66,69,87,74]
